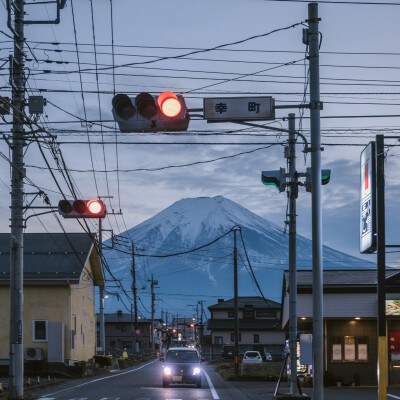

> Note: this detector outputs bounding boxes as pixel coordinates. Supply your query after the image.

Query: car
[160,347,202,388]
[242,350,263,364]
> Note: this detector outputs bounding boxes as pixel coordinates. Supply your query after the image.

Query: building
[282,269,400,385]
[0,233,104,365]
[97,311,163,354]
[207,297,285,358]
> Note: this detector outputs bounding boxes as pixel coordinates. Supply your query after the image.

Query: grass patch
[209,358,284,381]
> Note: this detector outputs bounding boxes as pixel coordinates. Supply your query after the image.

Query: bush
[93,355,112,367]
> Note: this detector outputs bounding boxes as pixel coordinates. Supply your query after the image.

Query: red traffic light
[158,91,182,118]
[58,199,106,219]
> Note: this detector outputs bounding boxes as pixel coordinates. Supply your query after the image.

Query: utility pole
[376,134,387,400]
[149,275,158,351]
[233,227,240,379]
[307,3,324,399]
[287,114,298,394]
[9,1,25,397]
[99,219,106,355]
[131,242,138,353]
[199,301,204,347]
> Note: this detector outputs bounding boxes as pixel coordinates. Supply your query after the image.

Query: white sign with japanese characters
[203,96,275,121]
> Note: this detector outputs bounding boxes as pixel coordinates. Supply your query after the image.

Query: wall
[0,285,69,361]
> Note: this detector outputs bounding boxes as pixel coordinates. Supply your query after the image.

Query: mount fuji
[103,195,374,317]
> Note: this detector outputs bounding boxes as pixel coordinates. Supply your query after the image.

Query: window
[243,306,254,319]
[214,336,223,345]
[228,311,234,318]
[330,336,368,363]
[90,321,94,332]
[263,311,274,317]
[82,296,85,310]
[254,334,260,343]
[33,320,47,342]
[230,333,241,342]
[82,333,85,346]
[88,280,92,299]
[256,311,262,318]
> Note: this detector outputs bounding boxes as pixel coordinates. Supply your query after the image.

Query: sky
[2,0,400,313]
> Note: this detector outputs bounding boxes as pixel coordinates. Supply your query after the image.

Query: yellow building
[0,233,104,365]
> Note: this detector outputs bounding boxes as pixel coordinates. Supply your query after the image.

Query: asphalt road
[31,360,400,400]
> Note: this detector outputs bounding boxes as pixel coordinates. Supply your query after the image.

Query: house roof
[0,233,104,285]
[207,319,277,331]
[284,269,400,292]
[208,296,280,310]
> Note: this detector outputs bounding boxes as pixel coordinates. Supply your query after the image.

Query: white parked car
[242,351,262,364]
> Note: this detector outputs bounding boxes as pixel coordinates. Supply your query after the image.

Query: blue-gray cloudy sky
[1,0,400,278]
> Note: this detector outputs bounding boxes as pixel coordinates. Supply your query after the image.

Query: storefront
[281,269,400,386]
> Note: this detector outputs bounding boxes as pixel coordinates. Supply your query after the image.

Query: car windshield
[246,352,259,357]
[166,350,199,363]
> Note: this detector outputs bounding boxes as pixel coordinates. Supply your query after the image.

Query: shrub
[93,355,112,366]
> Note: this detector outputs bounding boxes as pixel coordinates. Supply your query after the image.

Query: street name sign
[203,96,275,121]
[360,141,376,254]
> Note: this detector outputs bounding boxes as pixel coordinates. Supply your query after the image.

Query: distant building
[0,233,104,365]
[97,311,162,354]
[282,269,400,386]
[207,296,285,359]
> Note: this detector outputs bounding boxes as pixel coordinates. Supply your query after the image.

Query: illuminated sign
[386,300,400,316]
[360,142,376,254]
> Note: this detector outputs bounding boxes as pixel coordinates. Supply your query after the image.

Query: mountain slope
[103,196,374,316]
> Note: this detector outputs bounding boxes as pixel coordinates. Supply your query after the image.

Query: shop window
[230,333,242,342]
[228,311,234,318]
[330,336,368,363]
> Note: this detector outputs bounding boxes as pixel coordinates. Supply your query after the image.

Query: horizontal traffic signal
[305,168,331,192]
[112,91,189,133]
[58,199,107,218]
[261,168,286,192]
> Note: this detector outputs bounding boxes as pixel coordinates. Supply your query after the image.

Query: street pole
[233,227,240,379]
[376,134,387,400]
[308,3,324,399]
[131,242,138,353]
[200,301,204,347]
[149,275,158,351]
[9,0,26,397]
[288,114,298,394]
[99,219,105,355]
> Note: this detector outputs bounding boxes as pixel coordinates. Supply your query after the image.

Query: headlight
[164,367,172,375]
[193,367,201,375]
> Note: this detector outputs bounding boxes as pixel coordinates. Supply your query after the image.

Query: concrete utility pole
[9,0,26,397]
[307,3,324,399]
[131,242,138,353]
[199,300,204,347]
[287,114,298,394]
[233,227,240,379]
[99,219,106,355]
[376,134,387,400]
[149,275,158,351]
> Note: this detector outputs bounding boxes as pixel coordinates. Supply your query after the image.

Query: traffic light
[305,168,331,192]
[111,91,189,132]
[58,199,107,218]
[261,168,286,192]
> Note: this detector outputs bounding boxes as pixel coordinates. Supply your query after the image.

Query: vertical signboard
[360,142,376,253]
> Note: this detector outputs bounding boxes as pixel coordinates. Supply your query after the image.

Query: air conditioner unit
[25,347,43,361]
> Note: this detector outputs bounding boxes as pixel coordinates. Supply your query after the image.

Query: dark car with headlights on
[160,347,202,388]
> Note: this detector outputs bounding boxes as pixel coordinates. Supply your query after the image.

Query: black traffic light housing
[58,199,107,218]
[261,168,286,192]
[305,168,331,192]
[112,91,189,133]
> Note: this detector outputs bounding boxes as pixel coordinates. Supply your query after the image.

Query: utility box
[28,96,46,114]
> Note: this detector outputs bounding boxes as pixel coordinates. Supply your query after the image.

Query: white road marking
[203,370,220,400]
[388,395,400,400]
[39,359,157,397]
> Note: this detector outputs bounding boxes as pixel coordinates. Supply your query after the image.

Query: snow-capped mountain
[103,196,374,317]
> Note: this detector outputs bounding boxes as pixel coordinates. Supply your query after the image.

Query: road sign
[203,96,275,121]
[360,141,376,254]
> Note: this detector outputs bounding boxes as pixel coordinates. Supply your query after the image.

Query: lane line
[38,359,157,397]
[388,395,400,399]
[203,370,220,400]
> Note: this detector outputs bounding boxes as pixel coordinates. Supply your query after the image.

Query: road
[31,360,400,400]
[33,359,258,400]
